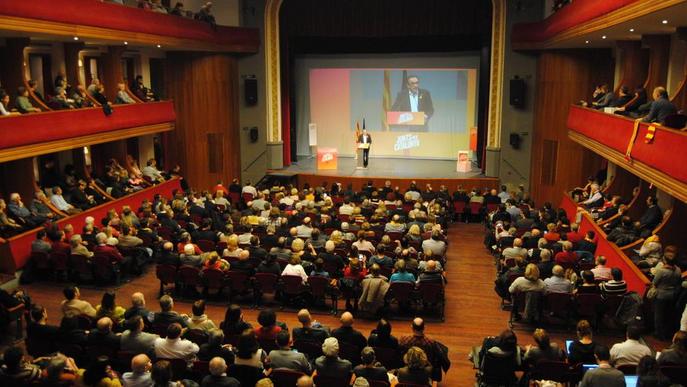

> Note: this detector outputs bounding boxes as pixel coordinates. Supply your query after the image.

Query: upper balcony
[566,105,687,203]
[512,0,686,49]
[0,101,175,163]
[0,0,260,53]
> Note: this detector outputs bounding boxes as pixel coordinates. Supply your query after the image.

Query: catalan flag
[382,70,391,131]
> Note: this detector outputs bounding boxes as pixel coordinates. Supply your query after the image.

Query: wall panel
[165,53,240,191]
[530,50,613,206]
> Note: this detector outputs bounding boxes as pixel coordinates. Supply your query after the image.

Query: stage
[267,156,499,191]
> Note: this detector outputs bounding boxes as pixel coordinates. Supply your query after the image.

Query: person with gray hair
[544,265,573,293]
[200,357,240,387]
[315,337,352,379]
[151,295,188,328]
[70,234,93,257]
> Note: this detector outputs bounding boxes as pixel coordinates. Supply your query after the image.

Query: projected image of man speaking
[391,75,434,132]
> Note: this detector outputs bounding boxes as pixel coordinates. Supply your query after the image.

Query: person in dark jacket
[642,86,677,124]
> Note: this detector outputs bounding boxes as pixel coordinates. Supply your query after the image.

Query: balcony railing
[0,101,176,162]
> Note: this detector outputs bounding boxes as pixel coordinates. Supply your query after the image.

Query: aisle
[24,223,512,385]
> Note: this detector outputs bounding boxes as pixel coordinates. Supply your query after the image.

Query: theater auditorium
[0,1,686,386]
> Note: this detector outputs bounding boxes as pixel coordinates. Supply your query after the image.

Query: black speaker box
[245,77,258,106]
[509,78,526,109]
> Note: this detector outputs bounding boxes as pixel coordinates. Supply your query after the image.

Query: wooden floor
[19,222,667,385]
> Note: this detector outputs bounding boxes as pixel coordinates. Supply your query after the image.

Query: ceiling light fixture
[602,35,607,39]
[157,44,161,48]
[662,20,668,24]
[629,28,635,32]
[585,40,590,44]
[124,41,128,45]
[73,36,79,41]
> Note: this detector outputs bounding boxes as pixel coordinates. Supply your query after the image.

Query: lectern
[356,143,369,169]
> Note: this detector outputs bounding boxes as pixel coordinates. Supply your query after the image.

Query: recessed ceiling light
[602,35,607,39]
[629,28,635,32]
[124,41,128,45]
[157,44,161,48]
[662,20,668,24]
[585,40,590,44]
[73,36,79,41]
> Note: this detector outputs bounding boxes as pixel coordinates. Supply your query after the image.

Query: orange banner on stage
[386,111,425,125]
[469,127,477,151]
[316,148,338,170]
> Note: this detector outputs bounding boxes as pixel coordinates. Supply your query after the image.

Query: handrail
[501,157,526,180]
[620,206,674,252]
[243,150,267,172]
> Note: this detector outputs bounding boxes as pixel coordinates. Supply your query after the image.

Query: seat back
[417,282,443,303]
[196,239,216,253]
[469,202,483,214]
[293,340,323,359]
[156,226,173,241]
[529,360,573,382]
[544,292,573,316]
[388,282,415,302]
[184,328,209,345]
[314,374,352,387]
[479,350,518,386]
[202,268,226,289]
[156,264,177,284]
[617,363,637,375]
[660,365,687,385]
[92,254,118,282]
[228,364,263,387]
[270,368,306,386]
[50,252,69,271]
[281,274,305,295]
[575,293,603,318]
[308,276,330,297]
[338,340,361,365]
[254,273,279,294]
[373,346,403,370]
[178,265,202,286]
[257,337,279,353]
[225,270,250,292]
[31,252,51,270]
[158,358,187,380]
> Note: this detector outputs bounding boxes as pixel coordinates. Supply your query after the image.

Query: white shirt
[142,165,163,181]
[339,204,354,215]
[583,191,603,206]
[610,339,652,367]
[50,194,73,211]
[0,102,10,116]
[409,91,419,112]
[242,185,258,197]
[282,263,308,284]
[352,240,375,253]
[154,337,199,364]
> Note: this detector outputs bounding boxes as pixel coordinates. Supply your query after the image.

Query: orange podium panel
[316,148,338,170]
[386,111,426,125]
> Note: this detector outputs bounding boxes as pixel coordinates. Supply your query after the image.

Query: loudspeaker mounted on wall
[509,76,526,109]
[249,127,259,143]
[509,133,521,149]
[244,76,258,106]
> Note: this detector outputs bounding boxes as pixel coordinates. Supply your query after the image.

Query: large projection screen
[294,53,480,160]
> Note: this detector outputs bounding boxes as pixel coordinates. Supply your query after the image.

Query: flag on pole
[401,69,408,92]
[382,70,391,131]
[355,120,361,143]
[362,118,366,130]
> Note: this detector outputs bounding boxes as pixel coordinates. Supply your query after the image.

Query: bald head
[296,375,314,387]
[97,317,113,332]
[412,317,425,333]
[238,250,250,260]
[426,260,437,272]
[131,354,150,373]
[340,311,354,327]
[209,357,227,376]
[325,240,335,252]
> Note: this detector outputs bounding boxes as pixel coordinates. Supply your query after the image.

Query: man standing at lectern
[358,129,372,168]
[391,75,434,132]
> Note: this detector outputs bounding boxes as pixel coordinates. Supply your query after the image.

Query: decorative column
[264,0,284,169]
[485,0,506,177]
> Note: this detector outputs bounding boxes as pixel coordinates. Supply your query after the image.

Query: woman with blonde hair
[406,224,422,243]
[397,346,432,386]
[330,230,345,248]
[508,263,545,293]
[222,234,243,258]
